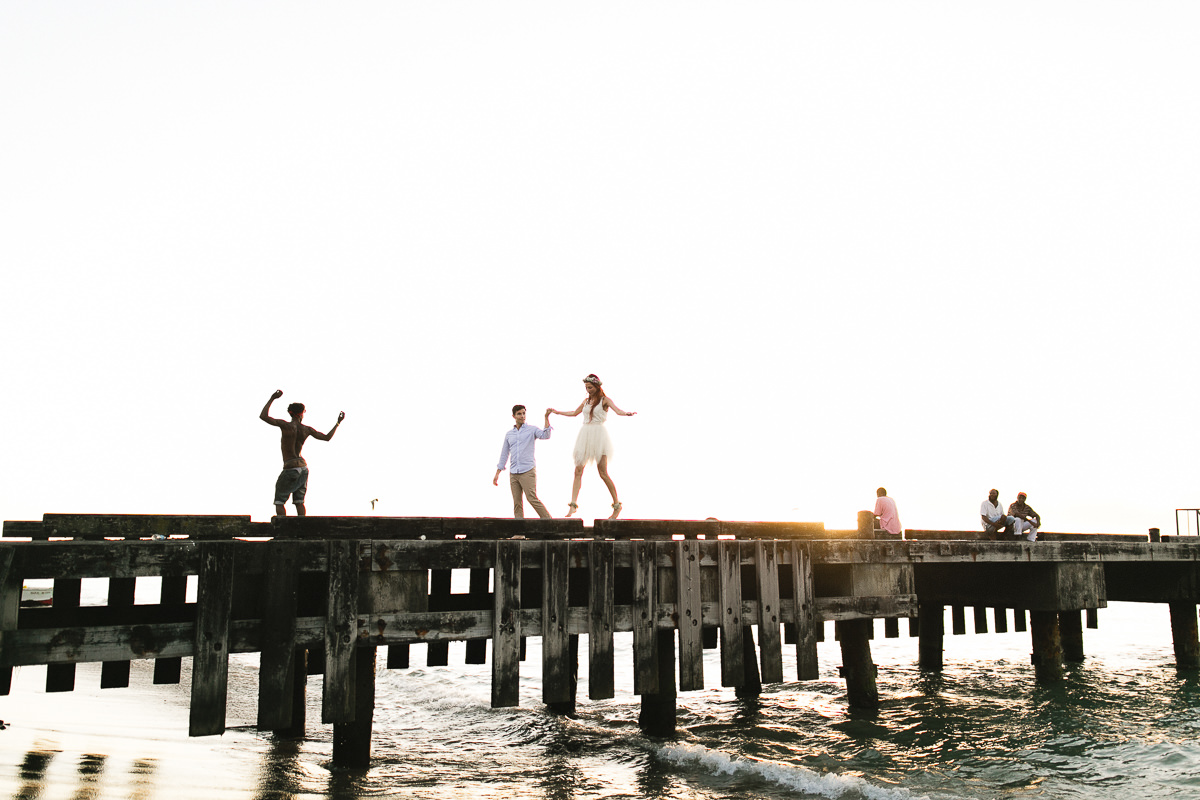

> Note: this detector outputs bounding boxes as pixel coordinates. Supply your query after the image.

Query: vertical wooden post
[951,605,966,635]
[639,628,677,735]
[754,540,783,684]
[0,547,20,695]
[1168,602,1200,670]
[1030,610,1064,683]
[588,540,615,699]
[1086,608,1099,629]
[190,542,235,736]
[973,606,989,635]
[426,569,452,667]
[491,540,522,708]
[322,540,360,725]
[333,646,377,767]
[837,619,878,710]
[717,541,744,688]
[153,574,187,684]
[46,578,81,691]
[100,576,137,688]
[993,608,1008,634]
[258,541,302,732]
[1059,610,1084,662]
[542,541,572,709]
[675,539,703,691]
[790,542,818,680]
[631,540,658,696]
[1014,609,1028,632]
[464,568,490,664]
[883,618,899,638]
[386,564,428,671]
[918,603,943,671]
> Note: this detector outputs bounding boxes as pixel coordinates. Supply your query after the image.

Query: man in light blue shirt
[493,405,553,519]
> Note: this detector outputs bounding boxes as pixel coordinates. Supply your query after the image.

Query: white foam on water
[659,742,929,800]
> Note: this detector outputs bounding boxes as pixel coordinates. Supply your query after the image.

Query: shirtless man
[260,390,344,517]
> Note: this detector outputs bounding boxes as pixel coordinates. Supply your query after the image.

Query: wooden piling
[639,629,677,736]
[464,568,489,664]
[189,542,235,737]
[588,540,616,700]
[837,619,878,710]
[153,575,187,684]
[1014,608,1027,633]
[717,541,745,688]
[426,569,452,667]
[333,646,376,767]
[993,607,1008,634]
[754,540,784,684]
[631,540,658,697]
[0,547,19,695]
[542,541,572,708]
[491,540,521,708]
[675,539,703,691]
[100,576,137,688]
[973,606,988,635]
[323,540,360,725]
[951,605,966,635]
[1030,610,1064,682]
[1059,610,1084,662]
[790,542,819,680]
[1168,602,1200,670]
[918,603,943,671]
[46,578,80,692]
[258,541,302,732]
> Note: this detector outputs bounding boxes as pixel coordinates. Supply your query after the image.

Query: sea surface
[2,581,1198,800]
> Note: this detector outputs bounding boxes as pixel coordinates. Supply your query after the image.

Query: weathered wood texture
[491,540,521,708]
[189,542,234,736]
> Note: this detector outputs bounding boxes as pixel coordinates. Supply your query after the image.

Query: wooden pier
[3,513,1199,767]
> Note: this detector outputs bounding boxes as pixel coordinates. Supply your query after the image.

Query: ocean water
[2,591,1197,800]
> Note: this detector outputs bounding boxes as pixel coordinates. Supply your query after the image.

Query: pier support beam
[639,629,677,736]
[1169,602,1200,670]
[1030,611,1063,683]
[836,619,878,710]
[1059,611,1084,662]
[918,603,943,672]
[332,646,376,767]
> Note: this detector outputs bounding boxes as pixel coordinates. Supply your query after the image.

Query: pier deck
[2,514,1197,766]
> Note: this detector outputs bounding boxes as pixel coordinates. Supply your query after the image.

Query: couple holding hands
[493,374,636,521]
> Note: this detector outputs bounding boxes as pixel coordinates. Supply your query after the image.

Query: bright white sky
[2,3,1197,535]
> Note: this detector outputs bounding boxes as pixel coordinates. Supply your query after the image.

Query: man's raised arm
[260,390,285,426]
[309,411,345,441]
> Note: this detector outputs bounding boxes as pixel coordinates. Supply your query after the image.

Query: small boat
[20,582,53,607]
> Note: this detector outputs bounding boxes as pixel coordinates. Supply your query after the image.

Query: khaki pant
[510,468,551,519]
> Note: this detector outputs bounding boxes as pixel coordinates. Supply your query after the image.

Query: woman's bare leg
[566,465,585,516]
[597,457,620,519]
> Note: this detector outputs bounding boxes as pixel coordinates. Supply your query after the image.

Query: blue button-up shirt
[497,423,552,474]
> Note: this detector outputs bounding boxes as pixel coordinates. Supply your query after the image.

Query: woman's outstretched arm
[550,401,586,418]
[605,398,637,416]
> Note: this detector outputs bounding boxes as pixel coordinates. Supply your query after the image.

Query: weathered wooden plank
[594,519,721,540]
[189,542,235,736]
[322,540,360,724]
[100,577,137,688]
[46,578,81,692]
[542,541,571,705]
[754,540,783,684]
[42,514,253,540]
[675,539,703,691]
[491,540,521,708]
[153,575,189,684]
[588,540,615,700]
[257,541,302,730]
[2,521,45,540]
[790,542,818,680]
[631,540,658,695]
[384,562,429,670]
[717,541,744,688]
[720,521,828,540]
[1060,610,1084,662]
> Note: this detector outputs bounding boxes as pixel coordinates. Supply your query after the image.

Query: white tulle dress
[572,401,614,466]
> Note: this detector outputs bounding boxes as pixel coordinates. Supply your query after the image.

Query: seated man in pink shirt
[873,487,902,536]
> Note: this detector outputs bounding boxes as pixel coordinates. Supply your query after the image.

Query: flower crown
[583,375,602,386]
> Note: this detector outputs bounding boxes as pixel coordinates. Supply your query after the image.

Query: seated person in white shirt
[980,488,1021,539]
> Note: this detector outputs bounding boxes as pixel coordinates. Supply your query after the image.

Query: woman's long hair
[584,374,608,421]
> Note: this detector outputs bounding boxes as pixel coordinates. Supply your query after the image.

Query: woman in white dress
[549,374,636,520]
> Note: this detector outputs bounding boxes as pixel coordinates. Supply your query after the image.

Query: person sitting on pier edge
[260,389,344,517]
[981,488,1021,539]
[493,405,553,519]
[873,487,902,535]
[1008,491,1040,542]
